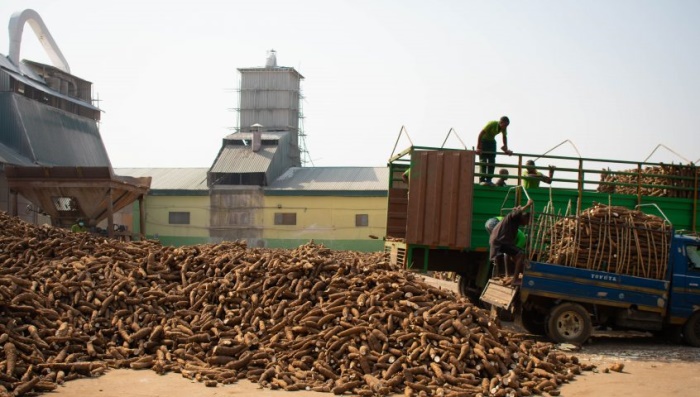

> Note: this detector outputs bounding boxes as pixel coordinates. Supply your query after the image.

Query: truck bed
[521,261,670,314]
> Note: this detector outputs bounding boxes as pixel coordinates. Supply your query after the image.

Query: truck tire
[493,306,515,322]
[655,325,683,345]
[516,306,546,336]
[546,302,592,344]
[458,275,481,306]
[458,274,469,297]
[683,311,700,347]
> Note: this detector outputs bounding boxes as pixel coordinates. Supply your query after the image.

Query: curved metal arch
[8,8,70,73]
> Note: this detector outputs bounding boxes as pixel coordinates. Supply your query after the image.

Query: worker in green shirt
[522,159,555,189]
[71,219,88,233]
[476,116,513,186]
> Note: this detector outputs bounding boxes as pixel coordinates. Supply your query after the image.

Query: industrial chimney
[265,49,277,68]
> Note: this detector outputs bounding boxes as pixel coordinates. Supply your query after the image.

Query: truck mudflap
[480,279,519,311]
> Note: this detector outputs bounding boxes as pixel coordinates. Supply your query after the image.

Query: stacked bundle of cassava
[533,204,671,280]
[597,163,697,198]
[0,211,593,397]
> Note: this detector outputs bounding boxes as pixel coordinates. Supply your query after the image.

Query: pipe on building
[8,9,71,73]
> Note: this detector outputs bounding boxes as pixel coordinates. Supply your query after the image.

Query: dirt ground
[47,276,700,396]
[46,338,700,397]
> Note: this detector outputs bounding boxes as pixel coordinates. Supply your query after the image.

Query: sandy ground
[558,360,700,397]
[46,276,700,396]
[46,354,700,397]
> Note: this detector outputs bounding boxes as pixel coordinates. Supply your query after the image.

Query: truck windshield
[688,246,700,270]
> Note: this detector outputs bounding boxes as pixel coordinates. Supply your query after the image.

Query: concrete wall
[209,188,264,246]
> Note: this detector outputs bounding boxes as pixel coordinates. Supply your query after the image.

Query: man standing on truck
[489,199,534,285]
[476,116,513,186]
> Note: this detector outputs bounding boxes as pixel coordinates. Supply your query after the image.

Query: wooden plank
[406,150,474,248]
[480,280,518,310]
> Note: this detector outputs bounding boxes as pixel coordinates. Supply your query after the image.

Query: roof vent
[251,123,263,152]
[265,49,277,68]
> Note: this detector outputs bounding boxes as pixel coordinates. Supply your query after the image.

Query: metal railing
[389,145,698,232]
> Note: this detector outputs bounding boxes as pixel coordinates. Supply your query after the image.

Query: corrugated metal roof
[267,167,389,191]
[209,131,297,186]
[223,131,285,141]
[114,168,208,191]
[0,93,111,167]
[209,145,277,173]
[237,66,304,79]
[1,55,45,84]
[0,141,34,166]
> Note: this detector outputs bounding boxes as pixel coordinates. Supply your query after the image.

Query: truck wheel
[683,311,700,347]
[458,274,469,297]
[546,303,592,344]
[494,306,515,322]
[517,306,546,336]
[458,275,481,305]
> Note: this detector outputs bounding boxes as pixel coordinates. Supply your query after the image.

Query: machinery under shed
[0,9,151,236]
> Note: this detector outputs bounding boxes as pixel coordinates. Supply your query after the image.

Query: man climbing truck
[383,142,700,342]
[481,203,700,346]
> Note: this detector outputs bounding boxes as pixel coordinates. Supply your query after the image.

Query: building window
[169,212,190,225]
[51,196,78,212]
[688,246,700,270]
[356,214,369,227]
[274,213,296,225]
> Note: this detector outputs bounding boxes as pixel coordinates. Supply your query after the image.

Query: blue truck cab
[510,232,700,346]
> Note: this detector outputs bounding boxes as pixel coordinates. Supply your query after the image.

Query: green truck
[384,145,699,304]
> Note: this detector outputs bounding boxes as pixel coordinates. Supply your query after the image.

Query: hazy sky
[1,0,699,168]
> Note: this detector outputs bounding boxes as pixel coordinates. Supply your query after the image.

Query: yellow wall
[262,195,386,241]
[142,196,210,238]
[111,195,210,245]
[111,193,388,250]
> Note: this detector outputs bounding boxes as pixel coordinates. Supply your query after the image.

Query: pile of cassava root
[0,212,593,397]
[597,164,697,198]
[531,204,671,280]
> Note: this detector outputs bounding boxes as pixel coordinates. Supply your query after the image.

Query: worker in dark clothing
[489,199,534,285]
[485,215,526,249]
